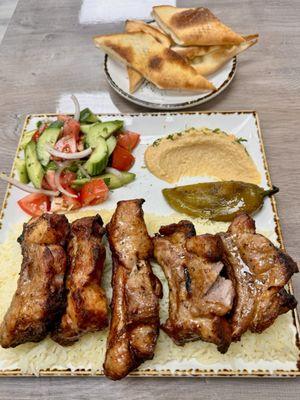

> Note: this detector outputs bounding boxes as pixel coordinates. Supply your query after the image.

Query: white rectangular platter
[0,111,299,377]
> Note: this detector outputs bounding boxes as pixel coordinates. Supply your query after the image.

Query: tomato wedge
[18,193,50,217]
[80,179,109,206]
[63,118,80,142]
[59,171,81,210]
[60,170,77,190]
[111,145,135,171]
[55,136,77,154]
[32,130,40,142]
[43,170,57,191]
[62,188,82,210]
[57,114,71,122]
[117,131,140,151]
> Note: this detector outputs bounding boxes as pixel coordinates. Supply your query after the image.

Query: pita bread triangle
[152,6,245,46]
[125,20,172,93]
[190,34,258,76]
[94,32,215,91]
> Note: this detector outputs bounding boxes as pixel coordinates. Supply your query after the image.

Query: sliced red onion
[105,167,122,178]
[71,94,80,121]
[46,144,92,160]
[54,163,78,198]
[77,163,90,179]
[0,174,59,196]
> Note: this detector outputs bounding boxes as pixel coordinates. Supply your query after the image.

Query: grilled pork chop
[153,220,234,353]
[220,213,298,341]
[104,199,162,380]
[52,216,108,346]
[0,214,70,348]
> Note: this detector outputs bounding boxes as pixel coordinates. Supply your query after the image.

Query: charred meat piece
[104,199,162,380]
[19,213,70,245]
[153,221,234,353]
[52,215,108,346]
[0,214,70,348]
[220,213,298,341]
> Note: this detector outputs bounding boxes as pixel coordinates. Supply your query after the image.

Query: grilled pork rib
[52,216,108,346]
[0,214,70,348]
[104,199,162,380]
[153,220,234,353]
[220,213,298,341]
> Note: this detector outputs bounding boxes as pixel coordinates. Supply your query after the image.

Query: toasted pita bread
[127,67,144,93]
[94,32,215,91]
[125,20,172,93]
[172,35,258,61]
[172,44,222,60]
[152,6,245,46]
[191,34,258,76]
[125,20,172,47]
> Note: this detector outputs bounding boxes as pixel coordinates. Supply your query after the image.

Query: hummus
[144,128,261,184]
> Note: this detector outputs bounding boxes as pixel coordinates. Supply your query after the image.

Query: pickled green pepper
[162,181,279,222]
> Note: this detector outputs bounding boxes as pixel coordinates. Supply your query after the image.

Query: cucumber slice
[48,121,63,129]
[71,178,90,189]
[71,171,136,190]
[98,173,123,189]
[98,172,136,189]
[15,158,29,184]
[25,141,44,188]
[84,120,123,147]
[84,138,108,176]
[80,124,92,135]
[106,135,117,156]
[79,108,99,123]
[20,130,36,150]
[120,171,136,185]
[37,127,61,166]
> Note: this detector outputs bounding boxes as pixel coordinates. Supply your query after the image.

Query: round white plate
[104,55,237,110]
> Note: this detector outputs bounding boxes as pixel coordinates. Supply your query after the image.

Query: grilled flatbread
[125,20,172,47]
[191,35,258,76]
[125,20,172,93]
[172,44,220,60]
[126,67,144,93]
[152,6,245,46]
[94,32,215,91]
[173,35,258,61]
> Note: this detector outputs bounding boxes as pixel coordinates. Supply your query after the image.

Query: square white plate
[0,111,299,377]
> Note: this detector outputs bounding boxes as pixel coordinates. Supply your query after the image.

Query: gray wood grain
[0,0,18,44]
[0,0,299,398]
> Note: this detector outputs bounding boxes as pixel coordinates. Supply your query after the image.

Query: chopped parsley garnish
[167,134,175,141]
[235,137,248,144]
[152,138,162,147]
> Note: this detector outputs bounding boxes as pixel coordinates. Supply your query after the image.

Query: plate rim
[104,54,237,110]
[0,110,299,378]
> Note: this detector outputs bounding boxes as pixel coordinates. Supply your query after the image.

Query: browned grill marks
[148,56,163,70]
[107,43,133,63]
[171,8,218,28]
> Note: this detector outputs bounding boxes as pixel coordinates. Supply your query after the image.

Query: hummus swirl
[144,128,261,184]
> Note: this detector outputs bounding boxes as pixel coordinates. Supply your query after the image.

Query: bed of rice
[0,209,298,375]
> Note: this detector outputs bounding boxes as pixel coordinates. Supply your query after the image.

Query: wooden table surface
[0,0,299,398]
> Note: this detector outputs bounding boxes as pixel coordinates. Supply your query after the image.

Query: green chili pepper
[162,181,279,222]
